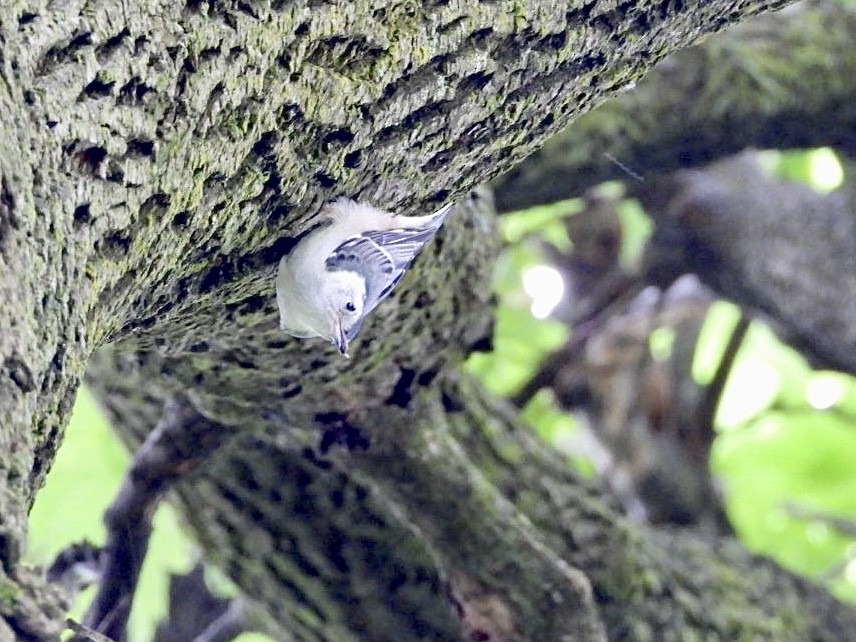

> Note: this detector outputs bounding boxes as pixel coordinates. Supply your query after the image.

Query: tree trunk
[7,1,853,641]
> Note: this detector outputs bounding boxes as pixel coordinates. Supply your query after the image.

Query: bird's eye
[345,302,356,312]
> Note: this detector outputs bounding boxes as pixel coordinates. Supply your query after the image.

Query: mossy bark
[5,1,848,640]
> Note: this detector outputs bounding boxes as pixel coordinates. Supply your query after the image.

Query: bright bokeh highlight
[522,264,564,319]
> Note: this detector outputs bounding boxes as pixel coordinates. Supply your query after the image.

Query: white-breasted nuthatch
[276,197,452,357]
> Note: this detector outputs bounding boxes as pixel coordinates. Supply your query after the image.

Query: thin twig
[71,394,239,642]
[66,618,116,642]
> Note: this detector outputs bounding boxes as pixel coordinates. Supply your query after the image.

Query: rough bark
[493,0,856,211]
[85,355,856,642]
[5,0,846,640]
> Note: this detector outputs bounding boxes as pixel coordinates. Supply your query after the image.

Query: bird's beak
[334,318,350,358]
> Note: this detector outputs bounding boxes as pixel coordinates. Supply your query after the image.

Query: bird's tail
[403,202,453,231]
[427,202,453,228]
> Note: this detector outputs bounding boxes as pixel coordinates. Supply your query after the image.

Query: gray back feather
[325,204,451,339]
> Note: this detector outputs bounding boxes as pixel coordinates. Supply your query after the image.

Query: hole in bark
[252,130,279,156]
[457,71,494,94]
[424,150,450,172]
[539,113,555,128]
[324,531,350,573]
[469,27,493,44]
[262,172,282,199]
[1,176,16,220]
[314,171,336,188]
[18,12,38,26]
[100,231,131,259]
[74,146,108,173]
[176,57,196,96]
[315,413,369,453]
[281,383,302,399]
[83,76,115,97]
[73,203,91,226]
[441,391,464,413]
[387,368,416,407]
[268,202,292,227]
[5,357,35,393]
[388,571,407,591]
[540,31,567,50]
[417,368,439,387]
[247,506,265,524]
[375,124,401,143]
[432,189,450,203]
[198,261,234,294]
[118,77,154,105]
[413,292,432,310]
[468,333,494,353]
[51,344,65,373]
[95,28,130,60]
[402,101,445,129]
[172,211,190,228]
[126,138,155,157]
[140,193,170,220]
[302,447,333,469]
[106,161,124,183]
[343,150,362,168]
[579,52,605,71]
[322,128,355,148]
[225,294,267,315]
[200,46,221,61]
[470,630,491,641]
[227,354,258,370]
[69,32,93,48]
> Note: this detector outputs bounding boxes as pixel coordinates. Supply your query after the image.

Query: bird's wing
[325,235,399,314]
[359,226,442,270]
[325,223,443,317]
[326,235,395,281]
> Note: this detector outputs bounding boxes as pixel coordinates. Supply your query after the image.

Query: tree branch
[638,152,856,373]
[493,0,856,211]
[74,395,238,642]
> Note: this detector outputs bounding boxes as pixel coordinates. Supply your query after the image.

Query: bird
[275,197,452,357]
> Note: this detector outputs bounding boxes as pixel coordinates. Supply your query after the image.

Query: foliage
[471,147,856,606]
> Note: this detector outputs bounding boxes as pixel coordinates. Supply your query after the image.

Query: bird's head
[321,272,366,357]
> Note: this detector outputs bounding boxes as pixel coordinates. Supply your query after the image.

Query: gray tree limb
[638,152,856,374]
[86,350,856,641]
[493,0,856,211]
